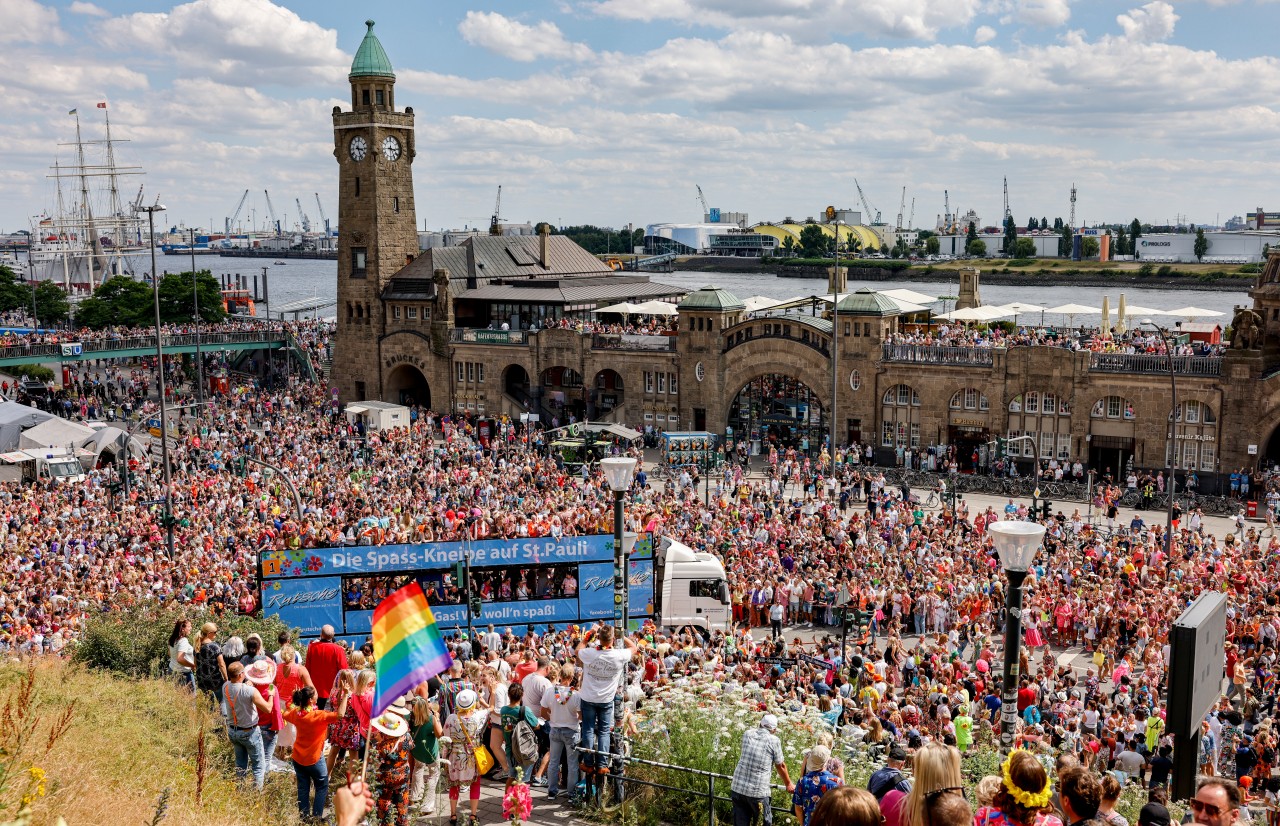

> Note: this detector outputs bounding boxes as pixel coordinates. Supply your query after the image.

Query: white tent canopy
[631,300,678,316]
[878,288,939,305]
[19,417,96,450]
[742,295,784,312]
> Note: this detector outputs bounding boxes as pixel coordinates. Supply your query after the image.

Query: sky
[2,0,1279,236]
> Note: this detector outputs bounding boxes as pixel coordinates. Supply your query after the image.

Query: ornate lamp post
[988,519,1046,755]
[601,457,637,643]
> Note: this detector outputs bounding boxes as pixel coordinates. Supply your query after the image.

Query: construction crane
[295,198,312,233]
[1003,176,1012,222]
[263,189,280,236]
[489,185,504,236]
[696,185,710,222]
[854,179,881,224]
[225,188,249,236]
[896,186,907,231]
[130,184,145,215]
[908,198,915,231]
[315,193,330,234]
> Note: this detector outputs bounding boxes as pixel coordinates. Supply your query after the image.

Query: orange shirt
[283,707,339,766]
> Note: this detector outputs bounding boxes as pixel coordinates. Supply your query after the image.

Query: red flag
[96,102,107,109]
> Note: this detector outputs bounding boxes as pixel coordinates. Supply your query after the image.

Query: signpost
[1167,592,1228,801]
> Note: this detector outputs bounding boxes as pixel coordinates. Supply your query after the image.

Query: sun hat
[371,710,409,738]
[455,689,479,711]
[760,713,779,731]
[805,745,831,772]
[244,659,277,686]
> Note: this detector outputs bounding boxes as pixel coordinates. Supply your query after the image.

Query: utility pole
[140,204,174,557]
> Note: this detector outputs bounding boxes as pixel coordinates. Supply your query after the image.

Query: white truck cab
[654,537,731,635]
[0,449,87,485]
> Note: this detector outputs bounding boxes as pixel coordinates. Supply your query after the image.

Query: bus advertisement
[260,533,655,642]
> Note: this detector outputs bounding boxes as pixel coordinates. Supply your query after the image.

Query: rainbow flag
[371,582,453,717]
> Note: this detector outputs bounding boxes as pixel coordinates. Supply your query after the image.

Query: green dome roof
[678,286,745,312]
[836,288,900,316]
[350,20,394,79]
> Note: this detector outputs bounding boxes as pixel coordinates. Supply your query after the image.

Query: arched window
[1167,401,1218,471]
[949,388,989,411]
[1009,389,1074,461]
[881,384,920,448]
[1091,396,1136,421]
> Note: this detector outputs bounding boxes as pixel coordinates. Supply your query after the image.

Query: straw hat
[244,659,277,686]
[371,710,409,738]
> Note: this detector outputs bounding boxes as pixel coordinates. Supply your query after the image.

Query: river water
[184,256,1249,324]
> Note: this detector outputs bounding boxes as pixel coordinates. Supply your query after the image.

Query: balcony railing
[1088,352,1222,377]
[449,328,528,346]
[881,344,995,366]
[0,329,289,359]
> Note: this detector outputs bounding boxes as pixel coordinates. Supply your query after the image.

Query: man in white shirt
[521,658,554,786]
[576,625,638,776]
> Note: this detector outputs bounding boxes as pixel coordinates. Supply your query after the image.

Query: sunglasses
[1190,800,1224,818]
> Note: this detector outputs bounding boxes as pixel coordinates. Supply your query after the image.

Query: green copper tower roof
[349,20,394,79]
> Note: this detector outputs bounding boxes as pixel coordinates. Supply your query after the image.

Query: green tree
[967,238,987,257]
[1053,217,1063,230]
[798,223,829,258]
[1115,227,1130,256]
[780,236,797,257]
[1194,227,1208,261]
[0,265,32,316]
[1040,216,1049,230]
[925,236,941,255]
[1082,237,1100,258]
[1003,215,1018,256]
[1012,238,1036,258]
[75,275,156,329]
[158,270,226,325]
[1130,218,1143,243]
[33,282,69,324]
[892,237,909,258]
[966,222,978,245]
[1058,226,1072,257]
[880,243,890,255]
[1026,216,1037,232]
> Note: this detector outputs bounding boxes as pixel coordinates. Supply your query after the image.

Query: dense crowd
[885,326,1225,357]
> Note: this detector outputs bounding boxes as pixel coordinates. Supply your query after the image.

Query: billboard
[1167,591,1227,800]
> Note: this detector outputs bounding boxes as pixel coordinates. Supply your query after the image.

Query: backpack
[512,717,539,768]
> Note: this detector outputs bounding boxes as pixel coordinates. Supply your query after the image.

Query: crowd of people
[884,324,1225,357]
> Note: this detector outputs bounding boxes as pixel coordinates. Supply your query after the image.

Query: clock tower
[332,20,419,401]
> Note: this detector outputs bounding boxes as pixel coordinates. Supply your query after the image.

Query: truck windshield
[47,461,81,478]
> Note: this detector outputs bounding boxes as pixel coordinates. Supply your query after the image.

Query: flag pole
[360,729,373,785]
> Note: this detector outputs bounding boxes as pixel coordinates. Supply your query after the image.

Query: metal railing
[1087,352,1222,377]
[881,344,995,366]
[448,328,528,345]
[0,328,289,359]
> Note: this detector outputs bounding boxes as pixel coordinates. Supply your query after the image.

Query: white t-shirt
[169,637,194,675]
[578,646,631,704]
[542,685,582,729]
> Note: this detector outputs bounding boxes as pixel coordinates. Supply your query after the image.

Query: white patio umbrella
[998,301,1045,328]
[1100,296,1110,336]
[1045,302,1101,330]
[880,298,930,314]
[1116,294,1127,335]
[938,306,1012,322]
[878,288,939,305]
[631,299,678,315]
[593,302,641,315]
[741,295,783,313]
[1165,306,1226,321]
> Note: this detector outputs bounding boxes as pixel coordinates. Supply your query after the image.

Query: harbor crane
[263,189,281,236]
[908,197,915,231]
[854,179,881,224]
[130,185,145,216]
[315,193,330,234]
[1003,176,1012,222]
[696,185,710,221]
[489,185,504,236]
[896,186,907,231]
[225,188,249,236]
[295,197,312,233]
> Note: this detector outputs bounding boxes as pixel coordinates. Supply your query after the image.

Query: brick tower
[332,20,420,401]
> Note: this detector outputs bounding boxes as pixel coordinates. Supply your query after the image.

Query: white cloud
[97,0,347,84]
[1116,1,1179,42]
[0,0,64,44]
[68,1,109,16]
[585,0,983,41]
[974,25,997,43]
[1013,0,1072,26]
[458,12,592,63]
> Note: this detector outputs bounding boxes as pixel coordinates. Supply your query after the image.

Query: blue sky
[2,0,1279,235]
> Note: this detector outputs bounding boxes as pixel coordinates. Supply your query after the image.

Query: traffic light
[234,457,247,477]
[996,438,1006,460]
[1040,500,1052,519]
[454,561,466,587]
[468,596,483,618]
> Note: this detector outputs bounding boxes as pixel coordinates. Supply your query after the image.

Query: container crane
[908,198,915,230]
[489,185,504,236]
[295,198,312,233]
[315,193,330,234]
[854,179,881,224]
[896,186,907,231]
[225,188,249,236]
[263,189,280,236]
[696,185,710,221]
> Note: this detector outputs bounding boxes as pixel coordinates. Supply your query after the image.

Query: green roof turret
[350,20,394,79]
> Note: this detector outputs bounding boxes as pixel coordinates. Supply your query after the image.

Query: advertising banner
[261,576,343,637]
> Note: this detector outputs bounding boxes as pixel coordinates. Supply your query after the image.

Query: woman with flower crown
[973,750,1063,826]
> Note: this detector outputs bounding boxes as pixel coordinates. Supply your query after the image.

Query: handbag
[460,715,494,775]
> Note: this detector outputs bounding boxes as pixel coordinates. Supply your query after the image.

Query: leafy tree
[75,275,156,329]
[0,265,32,316]
[967,238,987,257]
[1041,217,1049,230]
[780,236,797,257]
[1058,226,1072,257]
[892,237,909,258]
[555,225,643,255]
[798,223,829,258]
[1194,227,1208,262]
[1003,215,1018,256]
[1129,219,1142,243]
[966,222,978,245]
[925,236,941,255]
[1053,217,1063,230]
[1114,227,1130,257]
[916,229,935,241]
[1012,238,1037,258]
[158,270,226,325]
[880,244,890,255]
[34,282,69,324]
[1026,216,1038,232]
[1082,237,1100,258]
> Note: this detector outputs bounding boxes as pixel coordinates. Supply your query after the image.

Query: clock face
[381,135,401,161]
[349,135,368,162]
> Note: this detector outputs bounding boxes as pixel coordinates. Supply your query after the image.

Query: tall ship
[29,104,147,292]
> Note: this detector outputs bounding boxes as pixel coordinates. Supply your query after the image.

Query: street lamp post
[830,220,841,463]
[988,520,1046,756]
[601,457,637,644]
[140,204,174,557]
[190,229,205,407]
[1140,318,1182,558]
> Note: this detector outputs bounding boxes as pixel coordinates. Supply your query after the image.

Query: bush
[1156,265,1173,276]
[1006,259,1036,267]
[73,603,294,678]
[9,364,54,382]
[1138,263,1155,276]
